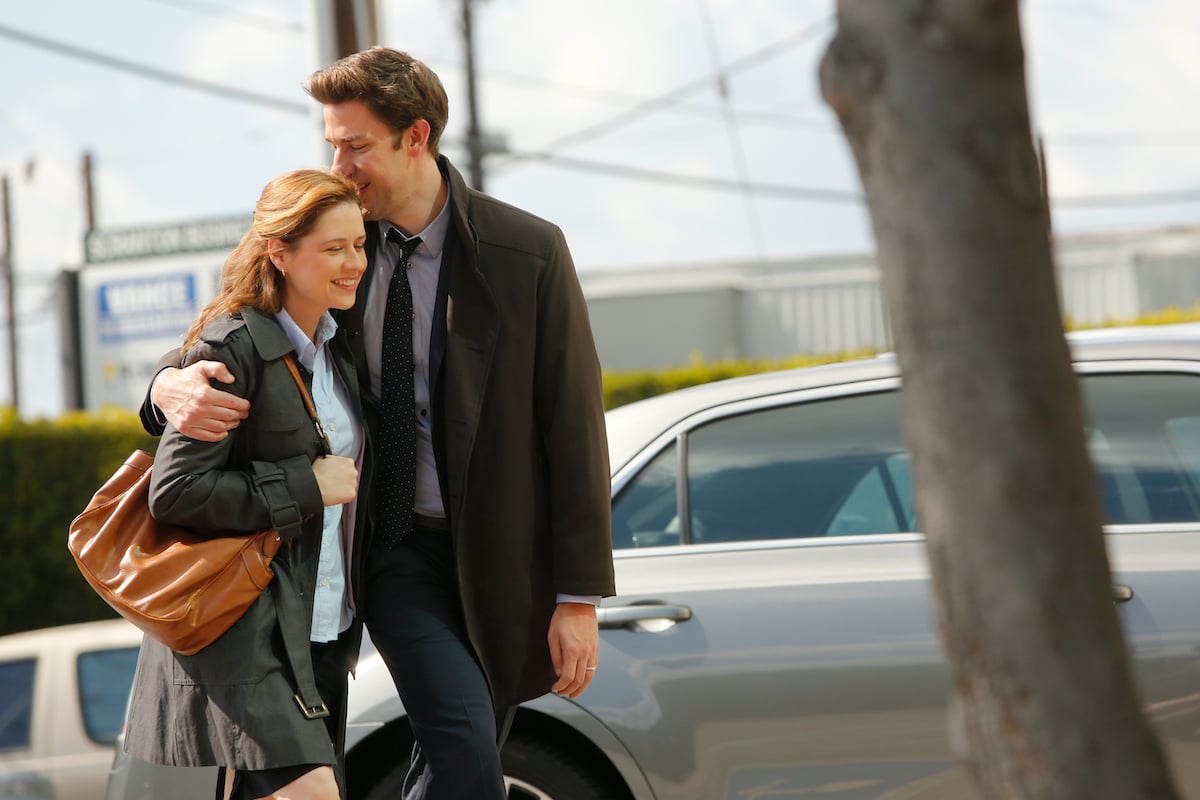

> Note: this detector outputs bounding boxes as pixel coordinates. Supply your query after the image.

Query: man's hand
[151,361,250,442]
[548,602,600,699]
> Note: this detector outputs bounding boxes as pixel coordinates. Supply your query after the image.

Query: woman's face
[275,200,367,333]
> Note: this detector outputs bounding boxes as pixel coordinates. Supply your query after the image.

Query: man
[143,47,616,799]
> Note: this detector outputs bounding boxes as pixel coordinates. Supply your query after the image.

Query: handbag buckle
[294,694,330,720]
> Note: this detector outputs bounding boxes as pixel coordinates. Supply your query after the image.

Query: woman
[123,169,371,800]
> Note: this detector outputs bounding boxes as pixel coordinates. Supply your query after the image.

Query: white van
[0,619,142,800]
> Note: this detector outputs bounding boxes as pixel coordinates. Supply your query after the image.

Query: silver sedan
[108,322,1200,799]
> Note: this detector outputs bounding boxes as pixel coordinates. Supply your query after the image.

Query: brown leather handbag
[68,354,328,656]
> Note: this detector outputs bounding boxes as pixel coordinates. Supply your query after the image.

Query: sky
[1,0,1198,418]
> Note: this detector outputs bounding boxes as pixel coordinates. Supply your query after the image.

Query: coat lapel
[438,158,499,524]
[337,221,378,412]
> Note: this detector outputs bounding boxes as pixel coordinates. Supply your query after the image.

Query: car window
[77,647,139,745]
[1166,417,1200,492]
[0,658,36,751]
[611,442,679,548]
[612,392,909,547]
[684,392,908,544]
[1085,373,1200,524]
[611,372,1200,549]
[827,465,903,536]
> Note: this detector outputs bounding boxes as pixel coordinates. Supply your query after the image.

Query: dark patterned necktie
[377,230,422,547]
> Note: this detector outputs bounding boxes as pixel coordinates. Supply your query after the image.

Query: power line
[497,149,1200,211]
[1052,189,1200,209]
[425,56,838,132]
[6,20,1188,157]
[4,22,1195,212]
[1044,131,1200,148]
[142,0,303,33]
[496,151,864,204]
[1032,0,1200,40]
[0,20,832,139]
[495,14,836,165]
[698,0,766,256]
[0,23,308,116]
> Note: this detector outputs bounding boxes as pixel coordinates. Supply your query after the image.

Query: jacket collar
[438,156,477,267]
[239,306,297,362]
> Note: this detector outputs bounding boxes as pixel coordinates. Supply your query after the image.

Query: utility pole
[333,0,377,58]
[82,151,96,233]
[309,0,379,163]
[1,174,17,413]
[461,0,486,190]
[310,0,378,67]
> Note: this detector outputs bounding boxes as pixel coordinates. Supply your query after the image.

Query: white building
[581,225,1200,371]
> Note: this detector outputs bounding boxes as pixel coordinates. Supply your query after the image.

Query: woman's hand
[312,455,359,506]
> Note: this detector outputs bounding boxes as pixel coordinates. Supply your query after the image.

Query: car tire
[360,732,618,800]
[502,732,617,800]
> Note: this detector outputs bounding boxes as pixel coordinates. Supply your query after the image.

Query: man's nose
[331,150,353,176]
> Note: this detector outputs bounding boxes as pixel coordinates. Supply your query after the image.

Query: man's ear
[407,119,432,152]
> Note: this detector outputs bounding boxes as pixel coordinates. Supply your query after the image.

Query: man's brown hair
[307,47,450,157]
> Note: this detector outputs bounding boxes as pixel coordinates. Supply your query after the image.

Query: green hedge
[0,408,156,635]
[601,349,877,409]
[3,305,1199,636]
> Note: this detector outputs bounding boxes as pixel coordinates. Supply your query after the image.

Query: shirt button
[320,578,329,587]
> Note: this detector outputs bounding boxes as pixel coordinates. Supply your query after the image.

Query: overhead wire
[1043,131,1200,147]
[425,57,838,132]
[697,0,767,256]
[498,152,864,204]
[1,19,1195,212]
[1052,189,1200,209]
[141,0,303,33]
[0,23,309,115]
[490,14,837,168]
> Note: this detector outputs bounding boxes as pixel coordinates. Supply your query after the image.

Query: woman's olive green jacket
[123,307,371,770]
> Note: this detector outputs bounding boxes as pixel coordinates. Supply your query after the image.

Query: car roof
[0,618,142,657]
[605,322,1200,472]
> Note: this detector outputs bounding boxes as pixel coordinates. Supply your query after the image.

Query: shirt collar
[377,180,452,259]
[275,307,337,368]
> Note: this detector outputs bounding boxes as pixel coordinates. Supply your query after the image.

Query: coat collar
[438,156,478,269]
[198,306,294,362]
[238,307,296,362]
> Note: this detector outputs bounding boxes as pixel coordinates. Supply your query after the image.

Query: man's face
[324,100,411,223]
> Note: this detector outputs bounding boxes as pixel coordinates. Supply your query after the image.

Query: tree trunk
[819,2,1179,797]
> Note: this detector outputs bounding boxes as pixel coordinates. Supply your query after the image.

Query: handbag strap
[282,353,333,456]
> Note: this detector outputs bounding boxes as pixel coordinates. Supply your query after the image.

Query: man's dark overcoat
[345,158,616,709]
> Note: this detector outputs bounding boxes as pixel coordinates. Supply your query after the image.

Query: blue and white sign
[97,274,197,343]
[77,258,222,411]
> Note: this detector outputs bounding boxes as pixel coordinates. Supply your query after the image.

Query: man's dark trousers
[364,521,509,800]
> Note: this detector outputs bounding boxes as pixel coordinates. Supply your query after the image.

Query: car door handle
[1113,584,1134,603]
[598,603,693,631]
